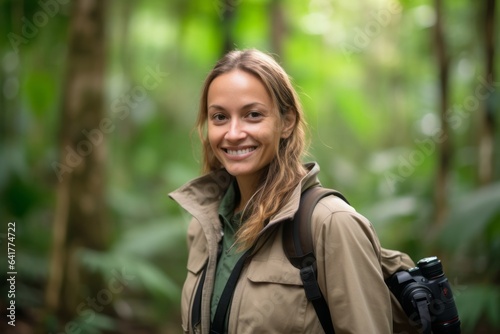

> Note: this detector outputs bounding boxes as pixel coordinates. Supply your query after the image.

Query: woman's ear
[281,109,296,139]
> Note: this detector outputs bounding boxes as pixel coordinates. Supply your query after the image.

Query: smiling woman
[206,69,295,209]
[169,49,393,334]
[195,50,305,250]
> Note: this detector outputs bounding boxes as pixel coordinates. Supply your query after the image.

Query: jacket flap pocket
[246,258,303,285]
[186,247,208,275]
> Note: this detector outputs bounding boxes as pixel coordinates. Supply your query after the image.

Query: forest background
[0,0,499,333]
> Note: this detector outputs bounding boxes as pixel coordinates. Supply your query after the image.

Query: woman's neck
[234,175,260,212]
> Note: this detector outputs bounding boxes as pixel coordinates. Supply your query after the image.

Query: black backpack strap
[283,186,349,334]
[191,262,207,329]
[211,246,254,334]
[192,240,225,331]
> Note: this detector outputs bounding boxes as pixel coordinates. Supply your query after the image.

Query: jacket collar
[169,162,321,229]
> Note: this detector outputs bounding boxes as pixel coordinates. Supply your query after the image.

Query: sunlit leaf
[23,70,56,118]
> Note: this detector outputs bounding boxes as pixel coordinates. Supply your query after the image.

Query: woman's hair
[196,48,308,249]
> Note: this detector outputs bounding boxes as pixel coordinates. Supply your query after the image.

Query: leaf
[79,249,181,302]
[485,286,500,328]
[127,260,181,301]
[454,284,500,332]
[113,219,187,257]
[23,70,56,118]
[74,312,117,333]
[439,182,500,251]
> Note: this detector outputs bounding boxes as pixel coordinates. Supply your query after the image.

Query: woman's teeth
[226,147,255,155]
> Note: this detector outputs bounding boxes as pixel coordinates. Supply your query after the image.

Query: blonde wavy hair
[196,49,308,249]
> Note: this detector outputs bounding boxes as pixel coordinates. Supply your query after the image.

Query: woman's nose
[225,119,247,141]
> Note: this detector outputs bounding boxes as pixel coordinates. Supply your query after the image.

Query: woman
[169,49,393,333]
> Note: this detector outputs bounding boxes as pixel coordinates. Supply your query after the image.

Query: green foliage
[436,182,500,332]
[73,313,118,334]
[456,285,500,332]
[78,216,188,328]
[440,182,500,254]
[24,70,57,118]
[0,0,499,333]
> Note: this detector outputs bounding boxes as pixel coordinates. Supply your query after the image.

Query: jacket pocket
[186,249,207,275]
[246,258,303,284]
[231,258,315,334]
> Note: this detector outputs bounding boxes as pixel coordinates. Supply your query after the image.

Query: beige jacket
[170,163,412,334]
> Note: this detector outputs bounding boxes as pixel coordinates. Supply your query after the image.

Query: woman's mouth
[224,147,256,156]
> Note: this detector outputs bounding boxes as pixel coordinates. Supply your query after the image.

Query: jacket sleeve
[311,196,392,334]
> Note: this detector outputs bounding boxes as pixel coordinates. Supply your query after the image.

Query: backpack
[282,186,461,334]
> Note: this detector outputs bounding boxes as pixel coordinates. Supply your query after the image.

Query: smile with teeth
[224,147,256,156]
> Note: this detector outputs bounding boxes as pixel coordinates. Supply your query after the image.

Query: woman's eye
[247,111,262,119]
[212,113,227,122]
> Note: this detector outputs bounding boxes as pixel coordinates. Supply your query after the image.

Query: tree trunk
[269,0,286,57]
[221,0,237,54]
[478,0,496,185]
[433,0,451,226]
[45,0,108,328]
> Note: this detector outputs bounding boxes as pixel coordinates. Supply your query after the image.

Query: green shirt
[210,181,245,324]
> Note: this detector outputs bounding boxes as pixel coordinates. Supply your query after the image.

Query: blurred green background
[0,0,499,333]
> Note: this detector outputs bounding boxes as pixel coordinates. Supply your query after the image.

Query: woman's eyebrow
[207,104,225,111]
[242,102,267,109]
[208,102,267,111]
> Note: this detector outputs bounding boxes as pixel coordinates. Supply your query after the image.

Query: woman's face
[207,69,286,184]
